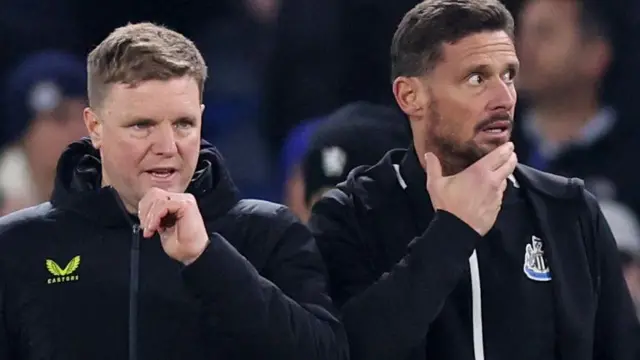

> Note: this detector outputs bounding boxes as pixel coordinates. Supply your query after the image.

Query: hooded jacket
[0,138,348,360]
[309,146,639,360]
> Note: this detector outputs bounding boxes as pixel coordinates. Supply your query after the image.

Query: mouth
[145,168,177,179]
[479,120,512,135]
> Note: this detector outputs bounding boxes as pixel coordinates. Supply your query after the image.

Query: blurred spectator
[264,0,420,155]
[302,101,410,215]
[0,51,87,214]
[244,0,280,24]
[513,0,640,217]
[600,199,640,320]
[0,0,80,89]
[281,102,410,223]
[280,117,324,222]
[195,0,280,200]
[263,0,542,155]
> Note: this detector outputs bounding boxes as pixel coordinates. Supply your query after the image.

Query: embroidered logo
[46,256,81,284]
[321,146,347,177]
[523,236,551,282]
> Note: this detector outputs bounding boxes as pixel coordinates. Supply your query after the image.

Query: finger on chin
[143,227,155,238]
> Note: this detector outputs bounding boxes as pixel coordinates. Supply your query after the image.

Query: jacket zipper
[129,224,141,360]
[393,165,486,360]
[108,187,141,360]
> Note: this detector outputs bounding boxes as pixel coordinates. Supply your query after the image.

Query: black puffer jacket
[0,138,348,360]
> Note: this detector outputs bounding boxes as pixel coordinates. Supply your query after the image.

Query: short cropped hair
[390,0,515,81]
[87,22,207,108]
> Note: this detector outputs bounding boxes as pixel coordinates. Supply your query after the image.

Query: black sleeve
[585,192,640,360]
[0,282,9,359]
[308,190,482,360]
[180,208,349,360]
[0,262,16,359]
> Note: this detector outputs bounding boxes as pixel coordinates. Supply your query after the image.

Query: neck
[101,174,138,215]
[530,89,601,145]
[413,139,463,177]
[120,197,138,215]
[414,139,427,170]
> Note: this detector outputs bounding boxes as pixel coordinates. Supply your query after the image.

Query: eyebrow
[124,117,155,126]
[125,116,197,126]
[172,116,198,124]
[463,62,520,76]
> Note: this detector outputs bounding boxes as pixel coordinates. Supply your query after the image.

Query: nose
[152,122,178,156]
[487,78,516,112]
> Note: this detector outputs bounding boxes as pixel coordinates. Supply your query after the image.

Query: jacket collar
[390,146,595,359]
[395,146,527,232]
[50,138,240,228]
[397,146,434,235]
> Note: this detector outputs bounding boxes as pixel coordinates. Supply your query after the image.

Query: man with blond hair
[0,22,348,360]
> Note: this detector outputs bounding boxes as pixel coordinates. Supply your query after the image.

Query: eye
[467,74,483,86]
[174,119,194,129]
[502,68,517,83]
[131,122,152,130]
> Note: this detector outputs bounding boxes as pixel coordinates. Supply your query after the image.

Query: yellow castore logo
[46,256,81,284]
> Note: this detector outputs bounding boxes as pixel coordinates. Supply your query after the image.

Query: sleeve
[585,192,640,360]
[0,283,9,358]
[0,262,16,359]
[308,190,482,360]
[180,208,349,360]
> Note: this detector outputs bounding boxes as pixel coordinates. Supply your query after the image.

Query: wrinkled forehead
[437,31,518,74]
[100,77,202,121]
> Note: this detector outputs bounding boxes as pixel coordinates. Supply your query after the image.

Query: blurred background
[1,0,640,315]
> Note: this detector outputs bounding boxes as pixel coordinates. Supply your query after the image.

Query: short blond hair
[87,22,207,108]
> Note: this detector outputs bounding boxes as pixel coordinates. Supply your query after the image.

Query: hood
[50,137,239,227]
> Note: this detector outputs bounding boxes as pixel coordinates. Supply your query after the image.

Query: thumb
[424,152,443,180]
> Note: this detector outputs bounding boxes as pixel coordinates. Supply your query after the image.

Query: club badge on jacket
[524,236,552,282]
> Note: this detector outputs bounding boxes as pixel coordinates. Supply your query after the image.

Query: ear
[582,39,612,80]
[392,76,428,119]
[83,107,103,149]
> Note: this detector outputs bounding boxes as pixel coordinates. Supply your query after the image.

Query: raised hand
[138,188,210,265]
[425,142,517,236]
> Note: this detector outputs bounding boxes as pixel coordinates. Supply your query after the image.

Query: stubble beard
[425,101,488,177]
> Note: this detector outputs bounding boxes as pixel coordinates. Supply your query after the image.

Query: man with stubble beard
[308,0,640,359]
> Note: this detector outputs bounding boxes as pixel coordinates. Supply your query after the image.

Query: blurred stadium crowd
[2,0,640,319]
